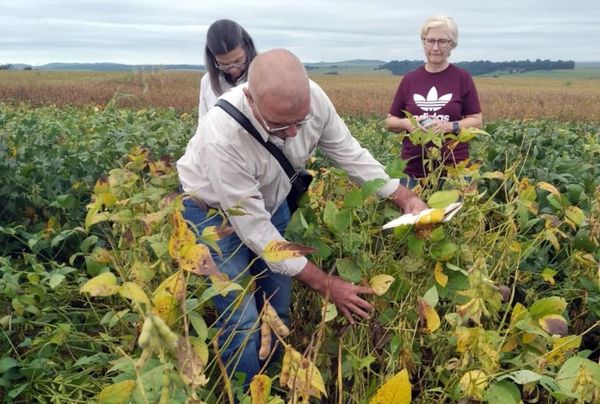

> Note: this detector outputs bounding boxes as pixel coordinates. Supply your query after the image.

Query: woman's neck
[425,61,450,73]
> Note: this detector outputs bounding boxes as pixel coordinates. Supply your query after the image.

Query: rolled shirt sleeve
[205,141,308,276]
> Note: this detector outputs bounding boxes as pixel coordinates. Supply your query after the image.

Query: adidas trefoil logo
[413,87,452,112]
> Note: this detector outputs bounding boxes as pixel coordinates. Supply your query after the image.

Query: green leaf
[322,302,338,322]
[361,178,385,198]
[336,257,362,283]
[556,356,600,399]
[430,226,445,242]
[407,235,425,257]
[80,235,98,253]
[343,189,363,209]
[428,190,461,209]
[484,380,521,404]
[188,312,208,341]
[422,286,439,308]
[0,357,19,373]
[499,369,542,385]
[333,209,353,234]
[529,296,567,318]
[385,158,408,178]
[48,273,65,289]
[430,240,457,261]
[323,201,339,232]
[393,225,411,241]
[341,232,362,254]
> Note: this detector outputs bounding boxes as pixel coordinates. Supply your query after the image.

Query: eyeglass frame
[215,58,247,72]
[251,99,313,133]
[421,37,454,48]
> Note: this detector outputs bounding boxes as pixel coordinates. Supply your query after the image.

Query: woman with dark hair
[198,19,257,122]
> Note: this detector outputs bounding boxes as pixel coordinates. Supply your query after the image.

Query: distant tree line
[377,59,575,76]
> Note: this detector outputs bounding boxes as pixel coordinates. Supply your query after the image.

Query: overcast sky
[2,0,599,65]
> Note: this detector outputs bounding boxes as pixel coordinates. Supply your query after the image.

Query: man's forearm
[293,261,329,295]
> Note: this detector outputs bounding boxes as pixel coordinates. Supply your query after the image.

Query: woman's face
[214,45,247,80]
[422,27,454,66]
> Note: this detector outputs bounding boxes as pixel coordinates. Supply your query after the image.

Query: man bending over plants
[176,48,427,384]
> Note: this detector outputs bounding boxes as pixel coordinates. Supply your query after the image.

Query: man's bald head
[247,49,310,117]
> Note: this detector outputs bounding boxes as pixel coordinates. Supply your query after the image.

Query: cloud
[1,0,598,64]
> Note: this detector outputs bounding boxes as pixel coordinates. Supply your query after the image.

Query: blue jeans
[182,199,292,384]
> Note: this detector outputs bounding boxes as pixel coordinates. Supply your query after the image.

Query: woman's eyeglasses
[215,59,246,72]
[421,38,453,48]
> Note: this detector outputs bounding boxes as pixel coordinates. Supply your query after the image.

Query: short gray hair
[420,15,458,48]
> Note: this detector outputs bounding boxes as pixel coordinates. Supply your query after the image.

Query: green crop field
[1,73,600,402]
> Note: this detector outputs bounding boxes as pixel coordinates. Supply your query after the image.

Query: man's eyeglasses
[422,38,453,48]
[253,102,312,133]
[215,59,246,72]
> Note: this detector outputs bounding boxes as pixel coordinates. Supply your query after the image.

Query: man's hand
[323,276,374,323]
[389,185,428,215]
[295,262,374,324]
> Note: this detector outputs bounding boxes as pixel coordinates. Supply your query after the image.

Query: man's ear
[243,88,253,103]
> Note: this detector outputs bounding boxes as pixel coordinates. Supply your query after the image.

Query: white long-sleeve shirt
[198,73,244,124]
[178,80,399,276]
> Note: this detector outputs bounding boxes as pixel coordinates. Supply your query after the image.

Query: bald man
[177,49,426,382]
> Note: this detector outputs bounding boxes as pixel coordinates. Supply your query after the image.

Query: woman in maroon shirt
[386,15,483,186]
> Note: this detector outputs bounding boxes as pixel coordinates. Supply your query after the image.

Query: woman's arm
[385,113,416,133]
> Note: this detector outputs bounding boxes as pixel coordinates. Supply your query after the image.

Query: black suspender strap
[215,99,298,182]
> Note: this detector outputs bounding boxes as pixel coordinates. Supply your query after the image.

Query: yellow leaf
[548,335,582,365]
[370,274,395,296]
[250,374,272,404]
[459,370,488,400]
[80,272,119,297]
[140,210,168,234]
[168,211,197,261]
[541,267,557,285]
[208,275,245,297]
[545,230,561,251]
[482,171,506,181]
[152,290,179,326]
[537,181,560,196]
[89,247,113,264]
[501,336,519,353]
[434,262,448,287]
[522,332,537,344]
[455,327,479,353]
[97,380,136,404]
[153,272,186,301]
[564,206,585,227]
[179,243,220,276]
[456,296,485,324]
[281,346,327,399]
[417,297,441,333]
[370,368,411,404]
[119,282,151,307]
[201,225,235,254]
[262,240,317,262]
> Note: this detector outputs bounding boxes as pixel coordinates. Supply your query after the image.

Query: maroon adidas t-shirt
[389,64,481,178]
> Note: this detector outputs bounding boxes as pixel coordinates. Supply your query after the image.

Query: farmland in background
[1,68,600,121]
